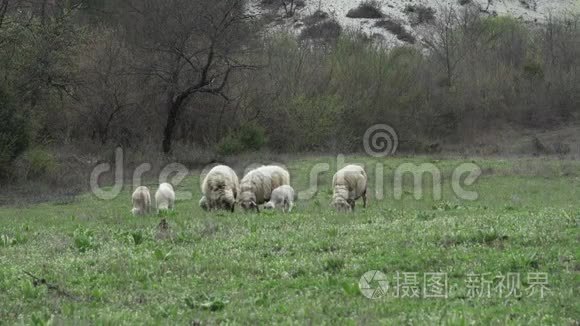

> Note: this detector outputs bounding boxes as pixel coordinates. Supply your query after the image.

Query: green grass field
[0,156,579,325]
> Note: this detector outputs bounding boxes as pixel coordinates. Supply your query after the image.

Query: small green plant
[433,201,464,211]
[323,257,345,272]
[73,227,98,253]
[154,247,173,261]
[131,230,144,245]
[416,211,436,220]
[185,295,227,311]
[1,232,28,246]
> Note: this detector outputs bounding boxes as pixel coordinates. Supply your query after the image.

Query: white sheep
[331,164,367,212]
[155,183,175,212]
[200,165,239,212]
[239,165,290,212]
[131,186,152,216]
[264,185,296,213]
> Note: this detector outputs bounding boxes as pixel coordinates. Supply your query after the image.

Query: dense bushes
[217,123,267,156]
[0,87,30,179]
[255,14,580,151]
[0,2,579,183]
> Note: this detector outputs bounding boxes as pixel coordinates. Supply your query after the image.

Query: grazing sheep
[201,165,239,212]
[131,186,152,216]
[331,165,367,212]
[239,165,290,212]
[264,185,296,213]
[155,183,175,212]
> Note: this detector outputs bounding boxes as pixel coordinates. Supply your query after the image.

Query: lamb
[131,186,152,216]
[200,165,239,212]
[331,164,367,213]
[238,165,290,212]
[264,185,296,213]
[155,183,175,212]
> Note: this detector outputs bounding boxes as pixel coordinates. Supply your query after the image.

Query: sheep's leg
[288,202,294,213]
[363,190,367,208]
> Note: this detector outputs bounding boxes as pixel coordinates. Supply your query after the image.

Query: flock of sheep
[131,164,368,215]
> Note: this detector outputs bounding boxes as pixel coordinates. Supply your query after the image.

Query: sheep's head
[157,203,169,211]
[199,196,209,211]
[263,201,275,210]
[239,191,259,212]
[331,197,352,213]
[221,195,236,212]
[209,189,236,212]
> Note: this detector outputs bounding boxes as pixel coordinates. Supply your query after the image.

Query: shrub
[404,5,436,25]
[303,10,330,26]
[346,1,384,19]
[238,123,267,151]
[282,95,345,151]
[481,16,523,38]
[14,148,58,181]
[216,135,245,156]
[523,60,544,79]
[300,20,342,42]
[216,123,267,156]
[374,20,416,43]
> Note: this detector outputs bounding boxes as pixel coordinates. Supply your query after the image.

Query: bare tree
[123,0,255,153]
[423,6,462,87]
[79,29,136,144]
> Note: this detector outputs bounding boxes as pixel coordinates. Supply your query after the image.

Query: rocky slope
[249,0,578,46]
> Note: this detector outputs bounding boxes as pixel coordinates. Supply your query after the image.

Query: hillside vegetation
[0,0,578,192]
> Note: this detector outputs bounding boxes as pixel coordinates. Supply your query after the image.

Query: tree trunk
[162,99,180,154]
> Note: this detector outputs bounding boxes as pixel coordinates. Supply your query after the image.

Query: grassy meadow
[0,155,579,324]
